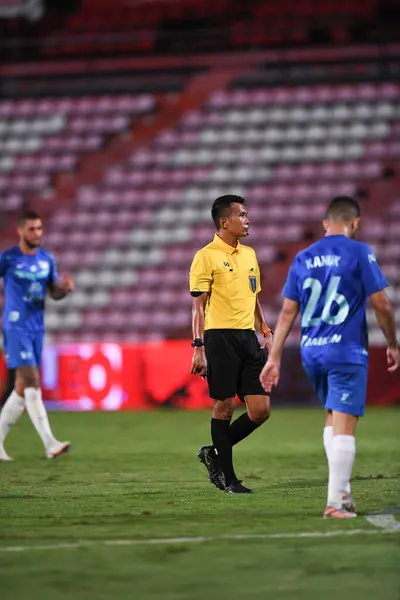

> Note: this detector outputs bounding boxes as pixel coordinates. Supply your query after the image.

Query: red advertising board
[1,343,399,410]
[39,341,213,410]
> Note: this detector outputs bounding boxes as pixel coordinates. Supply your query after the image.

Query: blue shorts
[3,330,44,369]
[303,363,368,417]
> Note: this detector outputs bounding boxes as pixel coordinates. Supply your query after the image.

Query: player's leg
[19,364,54,449]
[0,373,25,461]
[0,333,26,461]
[26,332,70,458]
[323,364,366,519]
[302,363,353,514]
[0,368,16,408]
[323,410,333,459]
[324,411,358,518]
[323,409,351,495]
[303,365,334,471]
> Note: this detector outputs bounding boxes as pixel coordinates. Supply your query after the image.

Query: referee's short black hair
[325,196,360,222]
[211,195,246,229]
[18,210,42,227]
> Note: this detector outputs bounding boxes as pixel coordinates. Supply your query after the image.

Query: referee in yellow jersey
[189,195,273,494]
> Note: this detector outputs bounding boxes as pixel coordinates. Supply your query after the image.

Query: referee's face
[224,203,249,238]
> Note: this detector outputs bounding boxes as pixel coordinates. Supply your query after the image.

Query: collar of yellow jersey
[213,234,240,255]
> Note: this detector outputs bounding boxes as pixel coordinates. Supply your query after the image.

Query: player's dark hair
[211,195,246,229]
[18,210,41,227]
[325,196,360,222]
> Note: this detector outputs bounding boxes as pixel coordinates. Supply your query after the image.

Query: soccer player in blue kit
[0,211,74,461]
[260,196,399,518]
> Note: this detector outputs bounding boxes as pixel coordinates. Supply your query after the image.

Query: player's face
[223,203,249,238]
[18,219,43,249]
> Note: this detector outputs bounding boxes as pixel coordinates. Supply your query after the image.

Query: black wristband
[191,338,204,348]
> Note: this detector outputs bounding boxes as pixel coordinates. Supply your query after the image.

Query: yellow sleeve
[189,250,213,293]
[255,253,261,293]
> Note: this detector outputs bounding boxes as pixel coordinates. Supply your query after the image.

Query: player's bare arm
[369,289,399,372]
[190,292,208,377]
[47,275,75,301]
[254,296,273,351]
[260,298,299,392]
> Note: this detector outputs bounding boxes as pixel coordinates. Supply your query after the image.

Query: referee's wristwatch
[261,323,273,337]
[191,338,204,348]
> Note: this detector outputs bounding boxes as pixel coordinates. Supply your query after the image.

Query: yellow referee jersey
[189,234,261,330]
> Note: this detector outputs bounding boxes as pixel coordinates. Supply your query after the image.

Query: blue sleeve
[359,244,389,297]
[0,252,7,278]
[48,254,58,285]
[282,259,300,302]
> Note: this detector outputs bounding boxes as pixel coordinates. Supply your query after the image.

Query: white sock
[323,426,333,462]
[323,426,351,493]
[24,387,57,450]
[0,390,25,445]
[328,434,356,508]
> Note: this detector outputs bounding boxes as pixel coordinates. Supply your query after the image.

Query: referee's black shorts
[204,329,268,401]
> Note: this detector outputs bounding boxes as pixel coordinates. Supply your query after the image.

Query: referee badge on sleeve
[249,275,257,293]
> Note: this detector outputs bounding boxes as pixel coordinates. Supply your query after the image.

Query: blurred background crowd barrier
[1,345,398,410]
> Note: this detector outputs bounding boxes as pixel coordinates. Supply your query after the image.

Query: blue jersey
[283,235,389,367]
[0,245,58,332]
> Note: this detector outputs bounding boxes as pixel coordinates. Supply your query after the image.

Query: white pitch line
[365,514,400,531]
[0,527,398,554]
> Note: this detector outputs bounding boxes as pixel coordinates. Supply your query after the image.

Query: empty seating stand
[0,94,155,211]
[0,82,399,343]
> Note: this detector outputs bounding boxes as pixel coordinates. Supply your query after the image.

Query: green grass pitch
[0,407,399,600]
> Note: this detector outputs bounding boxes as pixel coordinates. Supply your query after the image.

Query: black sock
[211,418,236,486]
[228,413,260,446]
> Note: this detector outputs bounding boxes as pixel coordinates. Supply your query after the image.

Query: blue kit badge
[249,275,257,293]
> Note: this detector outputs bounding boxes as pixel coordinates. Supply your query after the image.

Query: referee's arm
[189,250,212,377]
[254,296,273,351]
[190,293,208,377]
[252,255,273,350]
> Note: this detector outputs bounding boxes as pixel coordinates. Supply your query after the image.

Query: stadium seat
[1,81,399,340]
